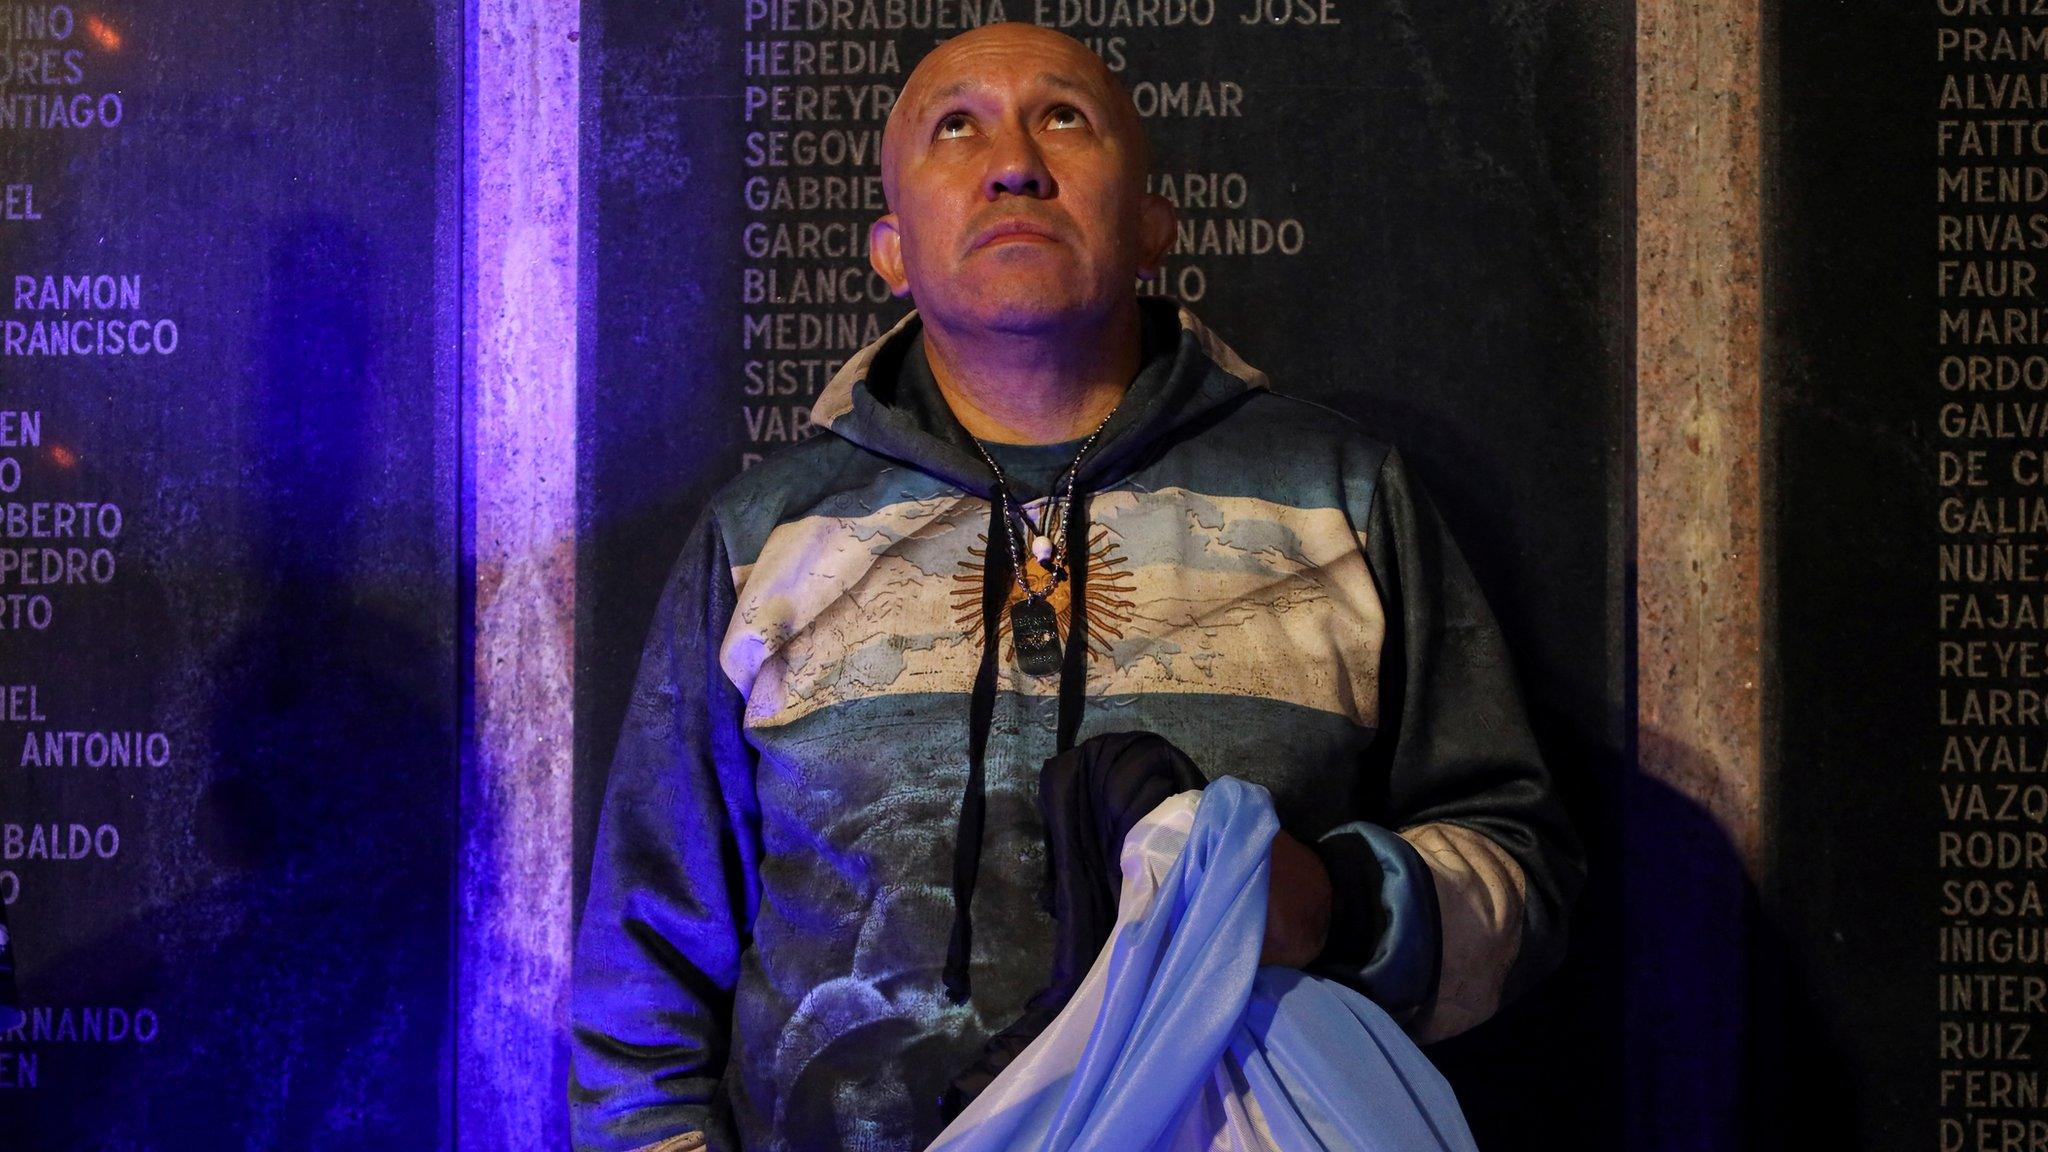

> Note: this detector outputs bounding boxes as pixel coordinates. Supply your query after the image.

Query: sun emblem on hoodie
[951,523,1136,665]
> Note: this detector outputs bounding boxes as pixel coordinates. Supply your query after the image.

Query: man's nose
[983,128,1054,199]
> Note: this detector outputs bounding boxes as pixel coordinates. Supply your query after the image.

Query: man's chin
[929,290,1115,339]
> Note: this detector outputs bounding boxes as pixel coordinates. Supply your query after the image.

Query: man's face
[870,25,1174,337]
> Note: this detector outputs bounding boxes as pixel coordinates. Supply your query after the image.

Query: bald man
[572,24,1581,1152]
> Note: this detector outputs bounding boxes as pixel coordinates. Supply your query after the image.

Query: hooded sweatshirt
[570,300,1584,1152]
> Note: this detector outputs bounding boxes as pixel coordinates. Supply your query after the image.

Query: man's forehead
[901,27,1114,114]
[880,24,1146,203]
[920,71,1093,110]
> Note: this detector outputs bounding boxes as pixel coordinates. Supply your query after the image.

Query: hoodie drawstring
[1056,490,1092,751]
[945,487,1093,1003]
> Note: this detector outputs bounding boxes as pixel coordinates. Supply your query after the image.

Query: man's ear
[1136,193,1176,280]
[870,215,912,298]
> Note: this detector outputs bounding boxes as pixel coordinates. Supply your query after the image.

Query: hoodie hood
[809,299,1271,498]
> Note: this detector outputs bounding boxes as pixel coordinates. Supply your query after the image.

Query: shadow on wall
[10,217,457,1149]
[1428,706,1851,1152]
[1619,729,1855,1152]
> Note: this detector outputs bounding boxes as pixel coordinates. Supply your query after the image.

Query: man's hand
[1261,829,1333,968]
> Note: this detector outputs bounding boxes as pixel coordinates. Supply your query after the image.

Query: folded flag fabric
[926,777,1479,1152]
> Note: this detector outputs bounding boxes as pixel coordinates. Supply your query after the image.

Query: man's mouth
[973,220,1061,249]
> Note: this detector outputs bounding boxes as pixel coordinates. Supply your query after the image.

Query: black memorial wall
[0,1,461,1145]
[1763,2,2048,1148]
[576,2,1634,1147]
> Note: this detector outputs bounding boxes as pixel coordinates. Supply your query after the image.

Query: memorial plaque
[579,1,1632,1144]
[1765,1,2048,1146]
[0,1,460,1143]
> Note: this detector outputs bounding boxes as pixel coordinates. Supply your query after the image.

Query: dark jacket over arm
[1311,450,1585,1041]
[571,512,761,1152]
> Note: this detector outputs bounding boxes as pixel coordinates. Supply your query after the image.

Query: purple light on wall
[457,0,581,1148]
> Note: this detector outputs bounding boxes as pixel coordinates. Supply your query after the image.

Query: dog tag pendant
[1010,598,1064,676]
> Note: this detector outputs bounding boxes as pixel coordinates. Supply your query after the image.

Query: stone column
[461,0,580,1145]
[1634,0,1763,1146]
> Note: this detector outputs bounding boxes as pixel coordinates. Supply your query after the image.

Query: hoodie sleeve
[571,510,761,1152]
[1310,449,1584,1043]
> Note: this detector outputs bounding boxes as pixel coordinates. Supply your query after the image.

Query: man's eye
[936,113,974,140]
[1045,105,1086,130]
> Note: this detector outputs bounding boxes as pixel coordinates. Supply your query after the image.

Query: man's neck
[920,305,1141,445]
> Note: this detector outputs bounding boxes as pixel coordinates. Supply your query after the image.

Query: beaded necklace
[968,400,1119,675]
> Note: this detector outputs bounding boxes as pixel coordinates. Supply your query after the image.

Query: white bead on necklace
[971,399,1121,602]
